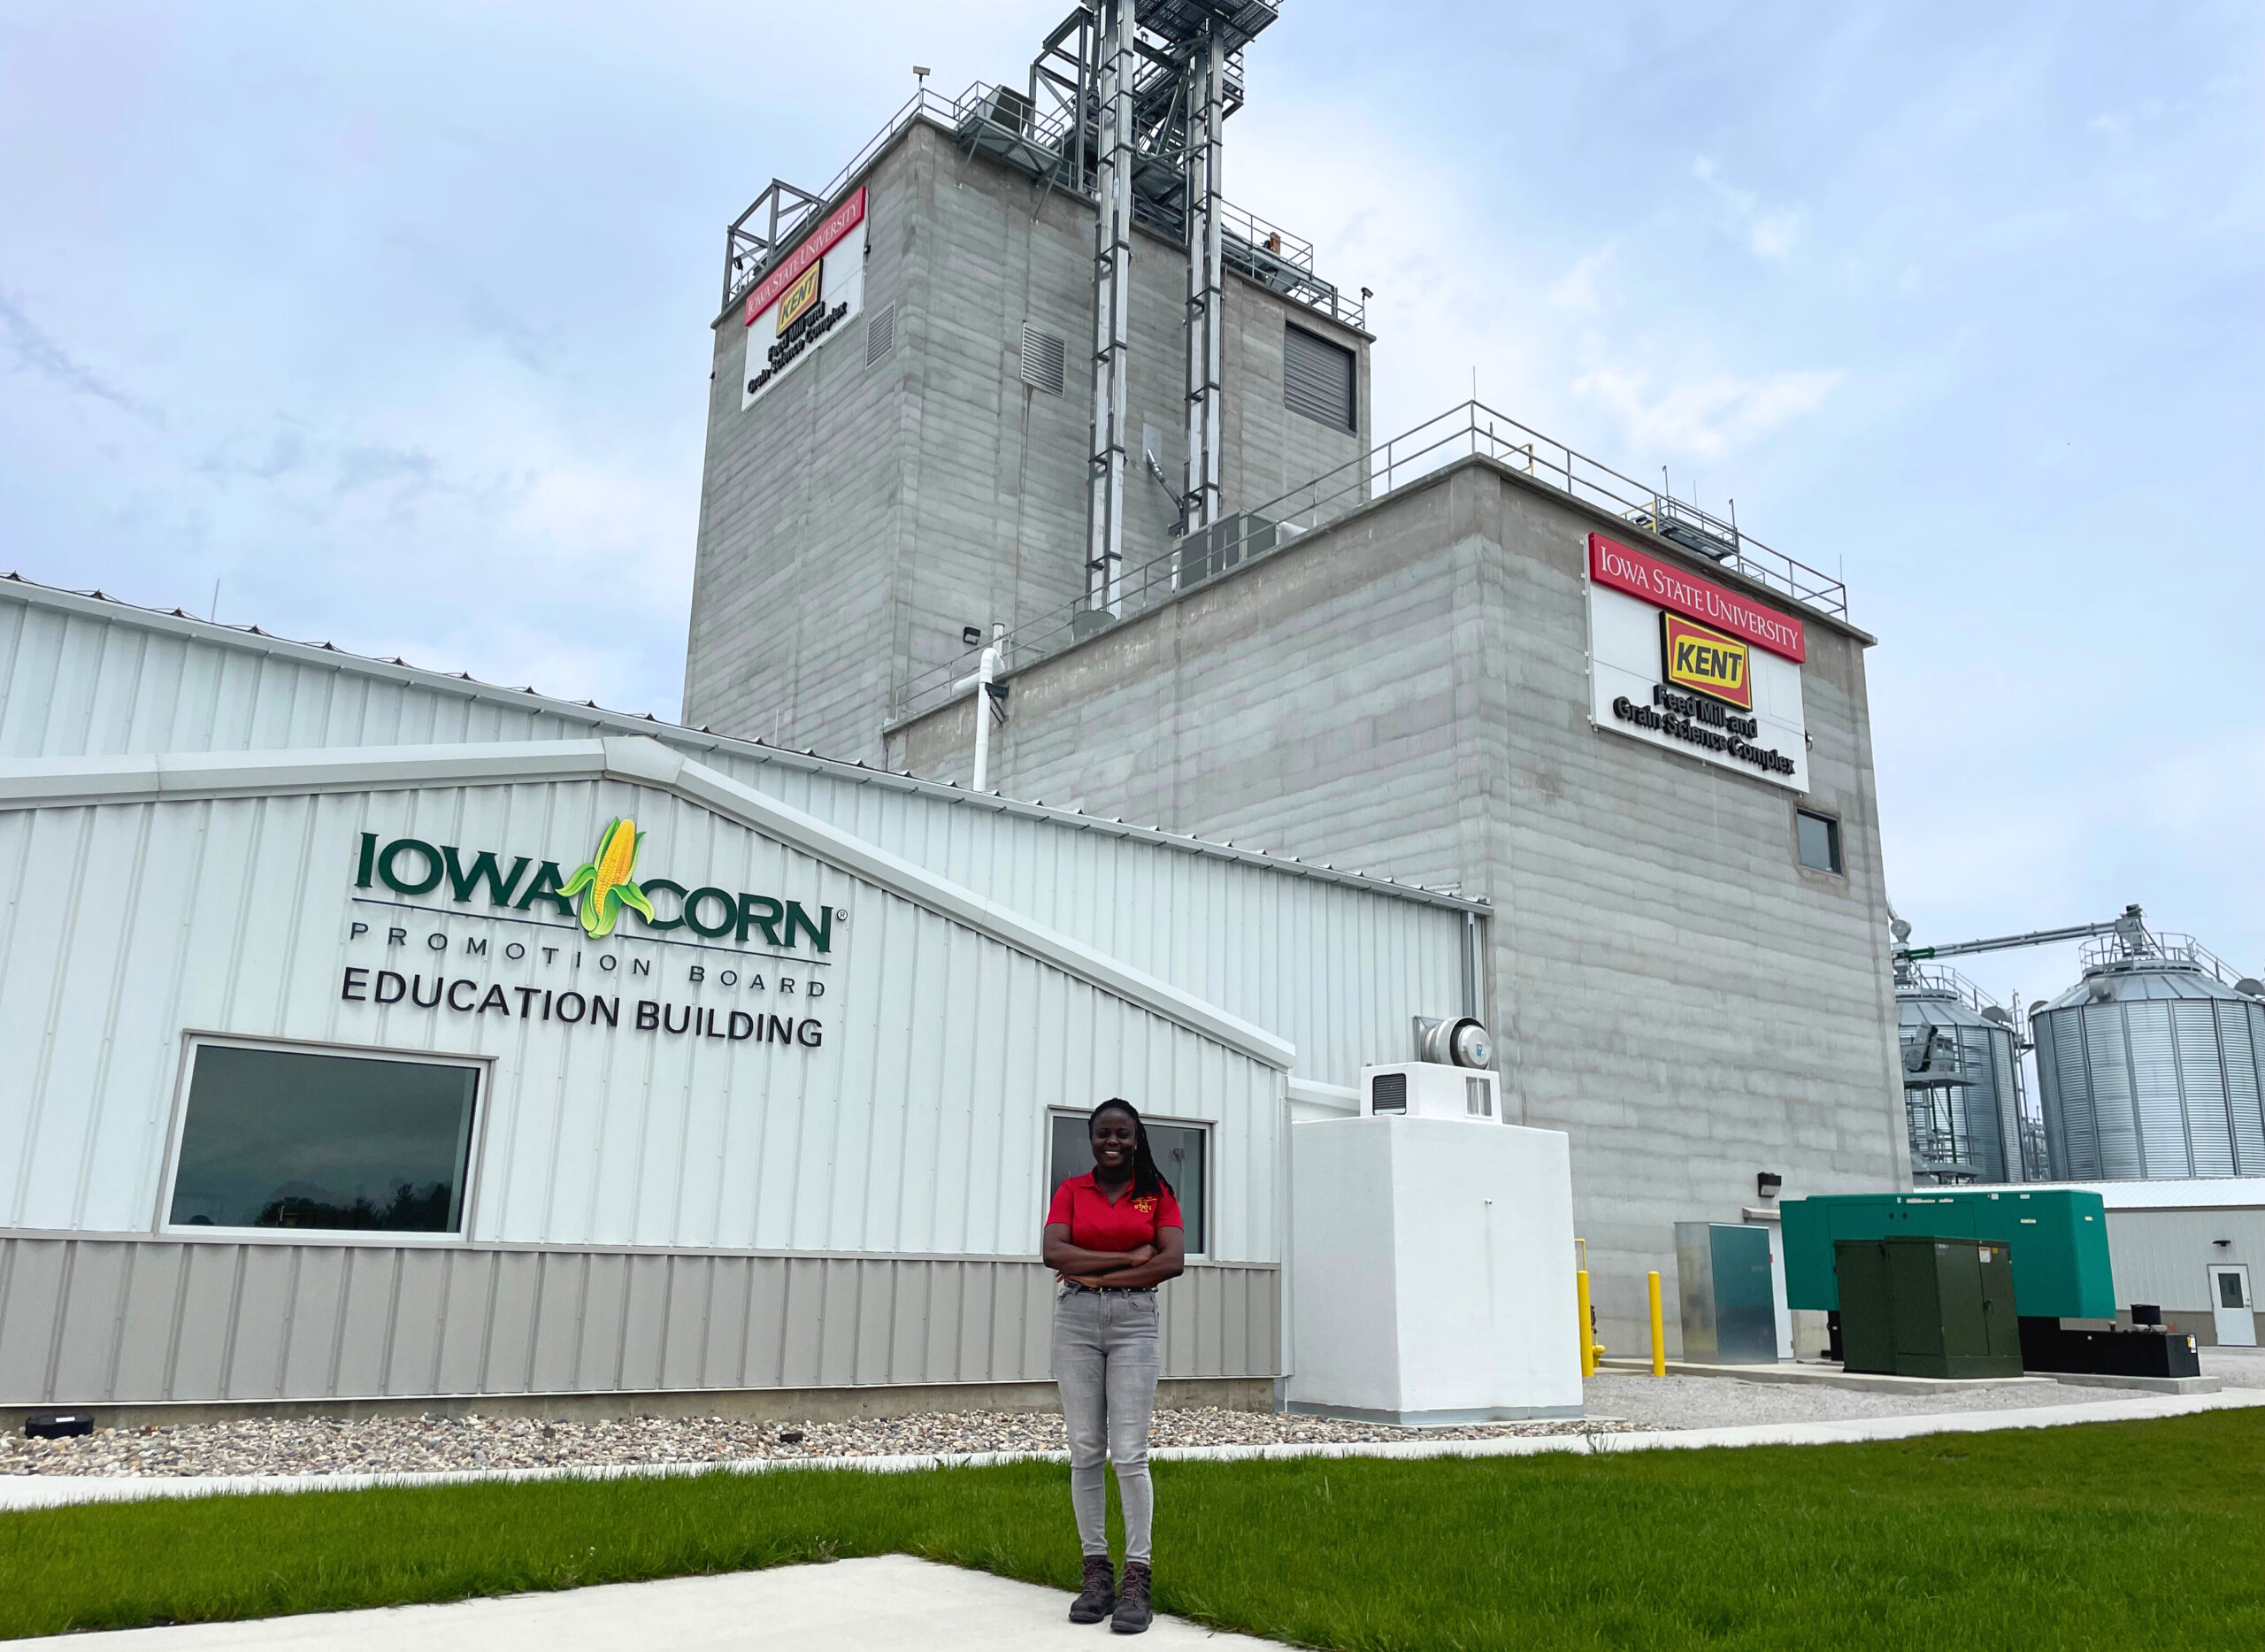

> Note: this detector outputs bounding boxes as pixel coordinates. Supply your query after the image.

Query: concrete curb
[1592,1358,2224,1397]
[4,1387,2261,1514]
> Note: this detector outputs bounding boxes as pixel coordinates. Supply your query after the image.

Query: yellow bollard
[1647,1270,1667,1376]
[1575,1270,1595,1377]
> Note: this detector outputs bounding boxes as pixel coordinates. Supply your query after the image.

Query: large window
[167,1042,480,1235]
[1048,1110,1208,1255]
[1796,809,1844,874]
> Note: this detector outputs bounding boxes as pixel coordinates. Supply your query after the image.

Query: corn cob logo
[557,818,656,940]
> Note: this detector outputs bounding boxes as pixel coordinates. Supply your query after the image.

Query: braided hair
[1090,1097,1173,1203]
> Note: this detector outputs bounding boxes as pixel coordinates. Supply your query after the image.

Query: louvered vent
[1371,1072,1408,1115]
[1466,1076,1493,1118]
[1019,323,1066,396]
[1283,323,1355,430]
[865,304,896,367]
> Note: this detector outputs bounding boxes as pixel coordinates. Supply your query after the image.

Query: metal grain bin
[1897,963,2038,1183]
[2032,928,2265,1181]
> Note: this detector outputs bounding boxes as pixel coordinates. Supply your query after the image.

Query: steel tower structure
[1069,1,1279,613]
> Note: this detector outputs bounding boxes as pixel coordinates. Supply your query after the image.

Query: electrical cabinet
[1834,1236,2022,1379]
[1674,1222,1778,1364]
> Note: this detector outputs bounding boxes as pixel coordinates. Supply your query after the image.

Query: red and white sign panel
[744,188,867,326]
[741,188,868,410]
[1587,533,1805,663]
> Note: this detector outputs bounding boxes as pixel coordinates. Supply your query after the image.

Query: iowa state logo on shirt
[1132,1196,1157,1216]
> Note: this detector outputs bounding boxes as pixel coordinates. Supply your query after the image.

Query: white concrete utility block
[1290,1114,1583,1425]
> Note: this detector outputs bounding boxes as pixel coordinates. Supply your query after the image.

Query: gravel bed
[1583,1372,2127,1431]
[0,1406,1649,1479]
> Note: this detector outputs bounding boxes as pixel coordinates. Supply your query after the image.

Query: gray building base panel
[0,1376,1275,1435]
[0,1236,1280,1412]
[1287,1400,1586,1427]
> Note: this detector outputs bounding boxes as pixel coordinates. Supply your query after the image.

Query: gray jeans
[1052,1283,1161,1564]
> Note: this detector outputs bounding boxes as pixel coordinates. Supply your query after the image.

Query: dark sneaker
[1069,1555,1116,1624]
[1110,1561,1152,1634]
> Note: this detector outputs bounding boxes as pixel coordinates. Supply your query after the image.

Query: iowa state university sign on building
[741,188,867,409]
[1585,533,1810,793]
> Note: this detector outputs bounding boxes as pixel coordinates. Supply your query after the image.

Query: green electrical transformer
[1780,1189,2115,1319]
[1834,1237,2023,1378]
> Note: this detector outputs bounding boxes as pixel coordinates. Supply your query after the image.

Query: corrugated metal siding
[2036,998,2265,1184]
[0,781,1284,1257]
[1990,1033,2023,1183]
[733,762,1467,1088]
[0,588,1470,1090]
[2094,1206,2265,1314]
[0,1237,1278,1404]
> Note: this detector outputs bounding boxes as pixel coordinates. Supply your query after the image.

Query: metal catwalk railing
[2081,929,2247,986]
[892,399,1851,724]
[724,84,1363,327]
[1898,962,2008,1016]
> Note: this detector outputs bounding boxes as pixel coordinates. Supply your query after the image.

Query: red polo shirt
[1046,1173,1184,1252]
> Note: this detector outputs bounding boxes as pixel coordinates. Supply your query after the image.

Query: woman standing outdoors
[1042,1099,1186,1634]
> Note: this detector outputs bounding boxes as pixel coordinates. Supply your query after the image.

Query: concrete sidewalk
[29,1556,1273,1649]
[4,1384,2261,1513]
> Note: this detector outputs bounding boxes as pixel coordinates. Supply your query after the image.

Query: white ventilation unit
[1019,323,1066,396]
[1361,1063,1500,1122]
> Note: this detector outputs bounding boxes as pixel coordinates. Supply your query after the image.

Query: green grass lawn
[4,1410,2261,1648]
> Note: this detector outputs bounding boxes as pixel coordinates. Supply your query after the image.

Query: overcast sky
[4,1,2258,1009]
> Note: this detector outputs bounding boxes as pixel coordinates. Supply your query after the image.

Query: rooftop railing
[892,398,1851,723]
[2082,930,2247,986]
[1898,962,2008,1017]
[724,83,1363,327]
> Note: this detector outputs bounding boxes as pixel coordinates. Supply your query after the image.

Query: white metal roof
[1955,1179,2265,1211]
[0,572,1486,914]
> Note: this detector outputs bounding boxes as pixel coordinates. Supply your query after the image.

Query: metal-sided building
[1,0,1916,1400]
[1952,1178,2265,1348]
[0,576,1481,1421]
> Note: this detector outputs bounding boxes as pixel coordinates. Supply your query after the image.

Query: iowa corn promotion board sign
[1586,532,1808,791]
[342,818,843,1053]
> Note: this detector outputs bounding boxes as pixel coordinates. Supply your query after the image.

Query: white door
[2210,1264,2256,1348]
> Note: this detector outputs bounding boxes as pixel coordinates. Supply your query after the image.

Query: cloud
[1570,365,1845,459]
[1690,156,1802,261]
[1548,244,1616,313]
[0,288,159,423]
[334,442,440,494]
[1748,210,1802,260]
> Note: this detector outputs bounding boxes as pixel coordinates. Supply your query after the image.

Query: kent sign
[1661,612,1754,710]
